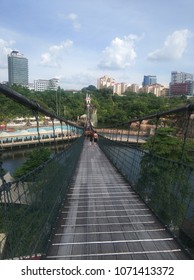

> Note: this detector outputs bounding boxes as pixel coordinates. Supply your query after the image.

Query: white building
[141,83,169,97]
[113,83,122,95]
[121,82,128,94]
[129,84,139,93]
[97,75,115,90]
[97,75,129,95]
[113,82,128,95]
[34,78,59,91]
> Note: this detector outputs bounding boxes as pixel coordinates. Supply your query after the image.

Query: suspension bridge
[0,84,194,260]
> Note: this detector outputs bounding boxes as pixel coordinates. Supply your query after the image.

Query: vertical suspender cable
[60,120,65,150]
[136,120,142,147]
[179,108,192,163]
[151,115,160,153]
[51,118,57,153]
[33,110,41,146]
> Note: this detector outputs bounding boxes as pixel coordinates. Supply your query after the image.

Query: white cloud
[0,38,15,69]
[40,40,73,67]
[148,29,192,61]
[99,35,139,70]
[58,12,81,31]
[67,13,81,30]
[60,72,96,89]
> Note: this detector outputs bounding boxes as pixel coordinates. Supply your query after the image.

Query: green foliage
[144,127,194,164]
[137,127,193,230]
[144,128,181,157]
[13,148,51,178]
[0,137,84,258]
[0,84,190,125]
[137,153,191,228]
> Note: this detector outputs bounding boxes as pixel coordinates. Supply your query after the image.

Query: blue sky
[0,0,194,89]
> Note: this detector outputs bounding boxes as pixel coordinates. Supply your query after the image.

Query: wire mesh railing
[0,84,84,259]
[97,104,194,256]
[0,136,84,259]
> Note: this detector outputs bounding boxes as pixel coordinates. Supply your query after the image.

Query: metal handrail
[95,103,194,129]
[0,83,83,130]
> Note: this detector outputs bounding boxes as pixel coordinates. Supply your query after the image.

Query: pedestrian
[85,130,90,140]
[93,131,98,145]
[89,131,94,145]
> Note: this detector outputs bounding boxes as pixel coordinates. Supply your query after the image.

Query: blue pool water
[24,125,69,133]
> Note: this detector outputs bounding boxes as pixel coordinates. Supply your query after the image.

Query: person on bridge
[93,131,98,145]
[89,130,94,145]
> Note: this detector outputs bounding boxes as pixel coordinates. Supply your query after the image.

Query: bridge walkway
[46,139,190,260]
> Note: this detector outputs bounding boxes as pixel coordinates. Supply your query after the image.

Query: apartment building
[140,83,169,96]
[97,75,115,89]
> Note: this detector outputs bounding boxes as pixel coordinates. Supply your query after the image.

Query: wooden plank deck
[46,139,190,260]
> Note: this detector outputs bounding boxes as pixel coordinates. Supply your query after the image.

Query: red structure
[0,124,6,131]
[170,82,191,96]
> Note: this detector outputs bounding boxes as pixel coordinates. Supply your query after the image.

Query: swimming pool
[0,125,83,144]
[26,125,69,133]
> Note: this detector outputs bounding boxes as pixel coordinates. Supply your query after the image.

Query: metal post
[51,118,57,153]
[60,120,65,149]
[179,109,192,162]
[0,153,6,186]
[136,120,142,147]
[151,115,160,152]
[33,110,41,146]
[127,123,131,143]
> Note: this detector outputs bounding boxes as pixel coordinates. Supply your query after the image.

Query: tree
[144,127,194,163]
[13,148,51,178]
[83,85,97,92]
[0,85,191,125]
[137,127,193,230]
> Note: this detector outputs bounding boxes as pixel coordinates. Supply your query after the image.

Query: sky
[0,0,194,89]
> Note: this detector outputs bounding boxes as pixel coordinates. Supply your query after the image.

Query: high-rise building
[8,50,28,86]
[171,71,193,84]
[170,71,194,96]
[142,75,157,87]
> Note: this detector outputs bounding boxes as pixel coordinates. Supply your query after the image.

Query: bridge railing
[0,85,84,259]
[0,135,84,259]
[97,104,194,255]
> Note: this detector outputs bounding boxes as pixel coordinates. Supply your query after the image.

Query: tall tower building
[8,50,28,86]
[171,71,193,84]
[142,75,157,87]
[170,71,194,96]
